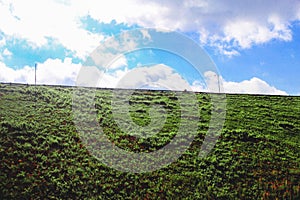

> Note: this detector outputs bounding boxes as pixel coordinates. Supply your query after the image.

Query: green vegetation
[0,83,300,199]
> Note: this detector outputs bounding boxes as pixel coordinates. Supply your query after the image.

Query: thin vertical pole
[35,63,37,85]
[34,63,37,108]
[217,74,220,93]
[215,74,220,93]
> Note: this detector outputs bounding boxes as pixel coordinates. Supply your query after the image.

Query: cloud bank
[0,0,299,57]
[0,58,81,85]
[0,61,287,95]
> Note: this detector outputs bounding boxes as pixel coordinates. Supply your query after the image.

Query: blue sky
[0,0,299,95]
[206,23,300,95]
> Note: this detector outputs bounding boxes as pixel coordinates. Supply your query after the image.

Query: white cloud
[96,67,287,95]
[191,80,207,92]
[140,29,152,40]
[0,60,288,95]
[83,0,300,53]
[0,37,5,47]
[199,71,287,95]
[218,47,240,57]
[0,58,81,85]
[108,55,128,70]
[223,77,287,95]
[96,68,128,88]
[76,66,103,87]
[202,71,224,93]
[2,48,12,57]
[89,29,147,68]
[222,19,292,49]
[0,62,26,82]
[93,0,299,54]
[0,48,12,61]
[97,64,192,91]
[1,0,299,58]
[36,58,81,85]
[0,0,103,59]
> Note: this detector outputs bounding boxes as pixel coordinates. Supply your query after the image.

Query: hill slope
[0,83,300,199]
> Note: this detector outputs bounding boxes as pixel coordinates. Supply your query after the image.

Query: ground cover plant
[0,83,300,199]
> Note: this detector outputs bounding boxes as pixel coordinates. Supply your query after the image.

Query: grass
[0,83,300,199]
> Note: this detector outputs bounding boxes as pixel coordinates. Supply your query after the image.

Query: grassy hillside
[0,83,300,199]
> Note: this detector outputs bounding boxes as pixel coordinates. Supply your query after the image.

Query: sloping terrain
[0,83,300,199]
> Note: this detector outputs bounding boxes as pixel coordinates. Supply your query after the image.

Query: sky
[0,0,300,95]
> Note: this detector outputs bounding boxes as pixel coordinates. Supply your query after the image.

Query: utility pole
[35,63,37,85]
[217,74,220,93]
[214,73,220,93]
[34,63,38,108]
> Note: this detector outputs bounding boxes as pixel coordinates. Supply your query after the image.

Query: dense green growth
[0,83,300,199]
